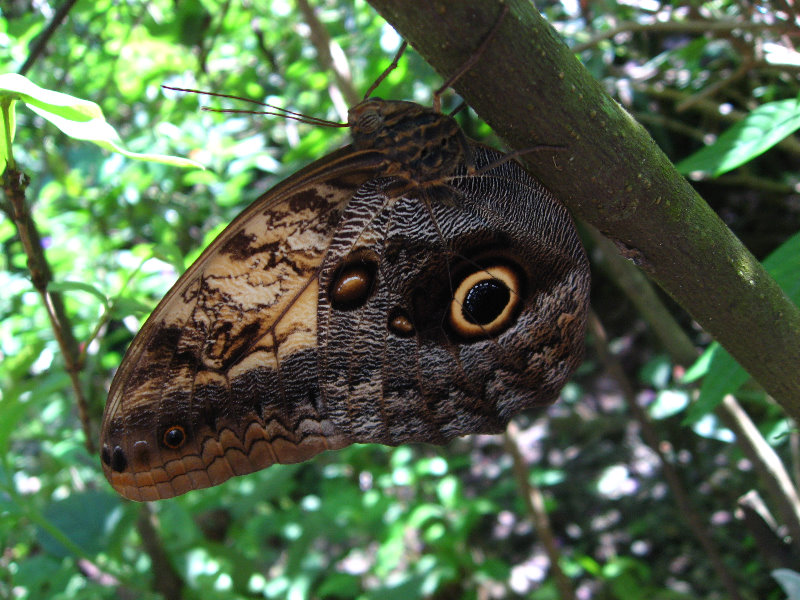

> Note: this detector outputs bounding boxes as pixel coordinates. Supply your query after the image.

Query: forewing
[100,146,381,501]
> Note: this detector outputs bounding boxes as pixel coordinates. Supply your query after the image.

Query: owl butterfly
[100,19,590,501]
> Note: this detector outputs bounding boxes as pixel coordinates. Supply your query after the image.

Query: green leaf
[638,354,672,388]
[684,230,800,422]
[0,72,204,169]
[47,280,109,308]
[317,572,361,598]
[676,98,800,176]
[681,349,713,383]
[36,491,120,558]
[773,568,800,600]
[0,387,29,457]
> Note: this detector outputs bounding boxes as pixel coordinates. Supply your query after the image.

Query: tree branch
[503,424,575,600]
[588,310,743,600]
[1,168,94,453]
[295,0,360,115]
[18,0,80,75]
[590,225,800,559]
[571,18,795,54]
[365,0,800,418]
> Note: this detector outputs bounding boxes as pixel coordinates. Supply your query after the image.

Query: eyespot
[101,445,111,466]
[388,307,415,337]
[329,251,379,311]
[449,265,522,338]
[102,444,128,473]
[162,426,186,449]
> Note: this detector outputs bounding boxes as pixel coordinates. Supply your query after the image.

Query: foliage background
[2,1,799,599]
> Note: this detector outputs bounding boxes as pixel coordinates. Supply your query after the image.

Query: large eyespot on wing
[312,161,590,449]
[100,148,383,501]
[448,263,523,339]
[450,143,591,423]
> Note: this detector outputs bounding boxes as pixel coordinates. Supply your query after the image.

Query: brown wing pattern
[316,144,589,448]
[100,100,590,501]
[100,147,383,501]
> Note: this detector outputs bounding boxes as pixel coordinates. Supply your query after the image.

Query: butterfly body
[101,98,590,501]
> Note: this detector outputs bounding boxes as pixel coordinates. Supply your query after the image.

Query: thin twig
[503,424,575,600]
[675,62,752,113]
[198,0,232,74]
[791,431,800,491]
[295,0,360,112]
[716,396,800,556]
[588,310,743,600]
[590,227,800,552]
[572,18,795,53]
[737,490,798,568]
[1,169,94,453]
[18,0,80,75]
[136,504,184,600]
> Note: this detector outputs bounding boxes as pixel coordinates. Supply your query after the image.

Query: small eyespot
[329,252,379,311]
[449,265,522,338]
[107,445,127,472]
[388,307,415,337]
[101,445,111,466]
[162,426,186,449]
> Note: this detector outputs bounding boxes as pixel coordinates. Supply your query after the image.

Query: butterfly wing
[101,102,590,502]
[316,144,589,445]
[100,146,384,501]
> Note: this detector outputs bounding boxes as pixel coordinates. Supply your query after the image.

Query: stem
[1,169,95,454]
[2,99,15,172]
[503,424,575,600]
[588,311,743,600]
[136,504,184,600]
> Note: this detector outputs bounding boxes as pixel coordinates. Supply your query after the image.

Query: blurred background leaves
[2,1,800,599]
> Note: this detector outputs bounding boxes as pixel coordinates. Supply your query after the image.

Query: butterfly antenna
[363,41,408,100]
[162,85,347,128]
[448,100,468,118]
[432,4,509,112]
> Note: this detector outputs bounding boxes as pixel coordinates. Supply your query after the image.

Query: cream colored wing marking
[100,147,381,501]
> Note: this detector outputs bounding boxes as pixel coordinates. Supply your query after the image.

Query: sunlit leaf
[676,99,800,177]
[648,390,690,420]
[773,568,800,600]
[0,72,204,169]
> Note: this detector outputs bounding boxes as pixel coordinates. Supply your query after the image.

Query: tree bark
[365,0,800,418]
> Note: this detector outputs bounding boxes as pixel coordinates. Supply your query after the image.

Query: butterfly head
[348,98,469,181]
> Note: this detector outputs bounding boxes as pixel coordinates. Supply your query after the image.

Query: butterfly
[100,34,590,502]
